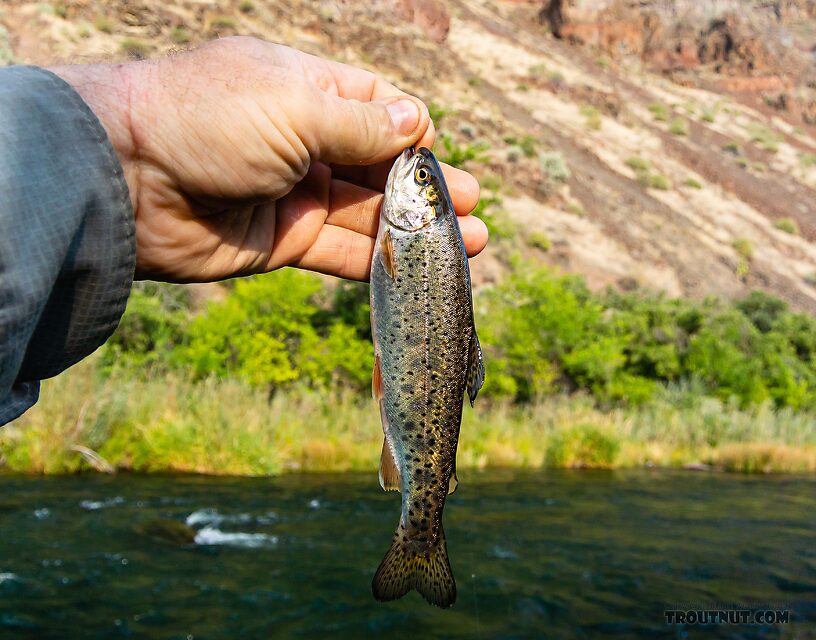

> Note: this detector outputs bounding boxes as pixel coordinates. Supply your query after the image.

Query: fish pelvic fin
[466,330,485,407]
[378,436,401,492]
[372,526,456,608]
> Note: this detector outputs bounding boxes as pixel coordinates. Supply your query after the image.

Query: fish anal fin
[380,228,397,279]
[372,353,384,401]
[447,472,458,495]
[466,330,485,407]
[378,435,401,492]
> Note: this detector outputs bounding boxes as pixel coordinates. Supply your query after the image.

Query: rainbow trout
[369,147,484,608]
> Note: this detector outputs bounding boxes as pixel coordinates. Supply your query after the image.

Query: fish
[369,146,484,608]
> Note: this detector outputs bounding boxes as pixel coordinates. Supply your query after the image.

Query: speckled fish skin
[370,147,484,609]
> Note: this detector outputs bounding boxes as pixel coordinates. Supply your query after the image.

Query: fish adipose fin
[378,437,401,492]
[466,331,485,407]
[372,526,456,608]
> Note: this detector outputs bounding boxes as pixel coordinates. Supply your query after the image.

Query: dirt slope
[2,0,815,310]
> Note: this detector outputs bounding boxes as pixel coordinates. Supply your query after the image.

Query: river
[0,470,813,639]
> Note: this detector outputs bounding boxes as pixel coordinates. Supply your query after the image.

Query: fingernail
[387,99,420,136]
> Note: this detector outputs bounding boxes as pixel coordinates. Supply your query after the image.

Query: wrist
[49,62,142,215]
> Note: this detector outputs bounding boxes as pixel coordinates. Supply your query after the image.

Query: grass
[120,38,153,59]
[528,231,552,251]
[580,105,602,130]
[625,156,649,172]
[722,141,741,155]
[774,218,800,235]
[437,134,488,169]
[747,123,780,153]
[94,14,114,34]
[171,26,191,45]
[799,152,816,168]
[668,117,689,136]
[701,107,716,123]
[4,360,816,475]
[211,15,237,30]
[732,237,753,260]
[647,174,671,190]
[648,103,669,122]
[538,151,570,196]
[634,168,671,191]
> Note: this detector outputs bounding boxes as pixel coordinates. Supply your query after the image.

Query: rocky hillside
[2,0,816,311]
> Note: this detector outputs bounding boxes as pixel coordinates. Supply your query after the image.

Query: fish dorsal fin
[379,438,401,492]
[380,228,397,279]
[466,330,485,407]
[372,353,384,401]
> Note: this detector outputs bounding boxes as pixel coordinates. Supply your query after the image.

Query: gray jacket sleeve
[0,66,136,425]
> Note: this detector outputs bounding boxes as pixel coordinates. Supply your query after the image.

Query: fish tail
[371,526,456,608]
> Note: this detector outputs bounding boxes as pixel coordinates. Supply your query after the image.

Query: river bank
[2,359,814,475]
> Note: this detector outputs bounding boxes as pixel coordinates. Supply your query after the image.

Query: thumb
[312,93,429,165]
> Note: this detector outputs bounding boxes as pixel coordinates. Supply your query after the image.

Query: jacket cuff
[0,66,136,424]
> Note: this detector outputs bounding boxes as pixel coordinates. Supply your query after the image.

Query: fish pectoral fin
[378,436,401,492]
[372,353,384,401]
[380,228,397,279]
[466,330,485,407]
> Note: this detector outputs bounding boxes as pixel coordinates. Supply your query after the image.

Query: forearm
[0,66,136,424]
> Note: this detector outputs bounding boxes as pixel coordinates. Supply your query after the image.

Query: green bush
[103,265,816,414]
[437,133,488,168]
[625,157,649,172]
[648,103,669,121]
[774,218,800,235]
[538,151,570,195]
[668,117,689,136]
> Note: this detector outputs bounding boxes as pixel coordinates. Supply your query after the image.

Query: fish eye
[414,166,431,184]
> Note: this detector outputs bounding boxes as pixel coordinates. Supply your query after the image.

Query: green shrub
[427,102,448,125]
[437,133,488,168]
[528,231,552,251]
[171,26,191,44]
[799,152,816,168]
[774,218,800,235]
[625,156,649,171]
[747,123,780,153]
[120,38,152,59]
[211,15,237,29]
[683,177,703,189]
[722,141,740,155]
[648,174,671,190]
[701,107,716,123]
[239,0,255,12]
[732,237,753,260]
[538,151,570,194]
[580,105,602,130]
[648,103,669,121]
[668,117,689,136]
[94,15,114,33]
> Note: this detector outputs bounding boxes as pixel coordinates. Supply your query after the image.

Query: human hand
[51,37,487,283]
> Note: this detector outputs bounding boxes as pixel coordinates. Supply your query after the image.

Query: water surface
[0,470,813,639]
